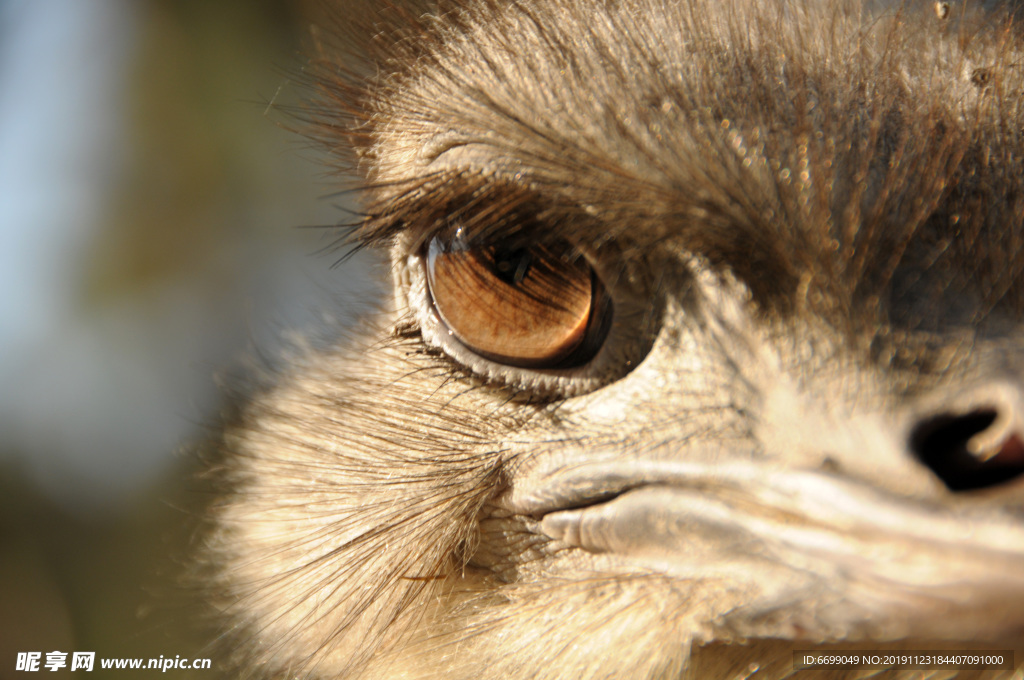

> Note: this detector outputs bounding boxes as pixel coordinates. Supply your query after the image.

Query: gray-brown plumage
[202,0,1024,678]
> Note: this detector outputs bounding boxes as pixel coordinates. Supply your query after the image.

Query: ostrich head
[204,0,1024,678]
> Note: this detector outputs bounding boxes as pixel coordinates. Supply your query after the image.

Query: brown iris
[425,236,610,368]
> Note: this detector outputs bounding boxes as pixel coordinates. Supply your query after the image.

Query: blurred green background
[0,0,375,676]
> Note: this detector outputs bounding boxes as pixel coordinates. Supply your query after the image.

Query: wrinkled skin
[204,0,1024,678]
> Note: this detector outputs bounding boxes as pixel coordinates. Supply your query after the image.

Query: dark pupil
[490,247,533,284]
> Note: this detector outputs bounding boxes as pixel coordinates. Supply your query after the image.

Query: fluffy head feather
[201,1,1024,678]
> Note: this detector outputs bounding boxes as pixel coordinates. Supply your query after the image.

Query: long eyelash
[352,172,586,253]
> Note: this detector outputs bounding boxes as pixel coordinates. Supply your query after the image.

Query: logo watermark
[15,652,211,673]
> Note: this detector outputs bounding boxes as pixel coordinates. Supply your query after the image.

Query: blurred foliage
[0,462,213,679]
[0,1,337,677]
[84,0,309,305]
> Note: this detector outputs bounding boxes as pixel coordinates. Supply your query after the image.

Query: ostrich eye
[425,235,612,368]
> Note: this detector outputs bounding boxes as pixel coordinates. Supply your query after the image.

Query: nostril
[910,409,1024,491]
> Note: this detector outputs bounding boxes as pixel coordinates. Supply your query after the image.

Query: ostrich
[203,0,1024,678]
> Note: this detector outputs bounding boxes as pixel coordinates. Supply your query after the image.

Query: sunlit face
[205,1,1024,678]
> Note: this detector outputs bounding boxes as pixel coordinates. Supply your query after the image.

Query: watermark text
[16,652,211,673]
